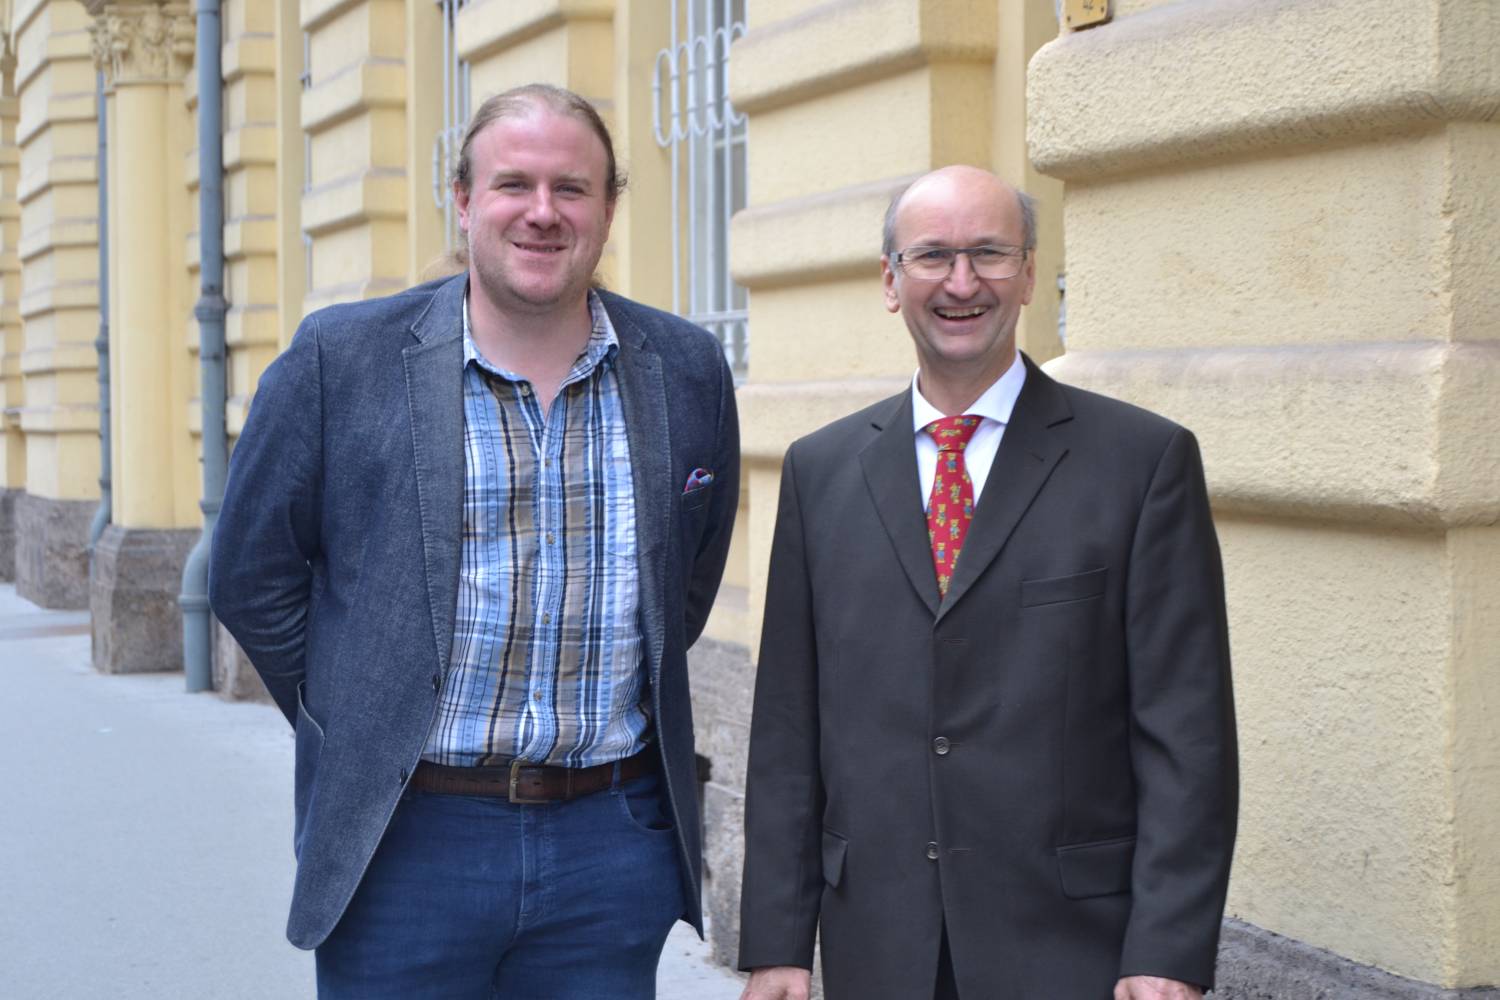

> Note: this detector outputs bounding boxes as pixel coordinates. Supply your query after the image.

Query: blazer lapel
[402,275,466,678]
[937,356,1070,622]
[859,392,941,619]
[602,297,669,687]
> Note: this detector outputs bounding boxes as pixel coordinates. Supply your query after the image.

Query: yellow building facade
[1030,1,1500,992]
[1,0,1494,993]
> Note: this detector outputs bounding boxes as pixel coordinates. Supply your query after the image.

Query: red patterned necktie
[924,415,982,597]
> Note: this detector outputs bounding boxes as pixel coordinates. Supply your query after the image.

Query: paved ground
[0,582,745,999]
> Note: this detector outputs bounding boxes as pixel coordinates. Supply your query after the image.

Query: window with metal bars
[653,0,748,380]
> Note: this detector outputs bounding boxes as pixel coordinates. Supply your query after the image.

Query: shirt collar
[911,351,1027,433]
[462,290,619,382]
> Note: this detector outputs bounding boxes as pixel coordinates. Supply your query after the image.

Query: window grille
[653,0,748,380]
[432,0,471,250]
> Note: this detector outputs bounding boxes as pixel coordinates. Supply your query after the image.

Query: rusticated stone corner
[90,524,196,674]
[0,488,17,582]
[1216,919,1500,999]
[15,493,95,609]
[214,619,272,703]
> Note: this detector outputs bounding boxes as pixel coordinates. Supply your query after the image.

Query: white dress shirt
[912,353,1027,512]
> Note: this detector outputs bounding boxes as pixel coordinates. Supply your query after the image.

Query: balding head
[881,166,1036,257]
[878,164,1038,411]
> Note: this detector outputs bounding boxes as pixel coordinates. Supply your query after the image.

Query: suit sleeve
[684,350,740,648]
[1119,427,1239,988]
[208,316,325,726]
[738,445,825,972]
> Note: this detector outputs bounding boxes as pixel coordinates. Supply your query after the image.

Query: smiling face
[454,106,615,319]
[881,167,1036,389]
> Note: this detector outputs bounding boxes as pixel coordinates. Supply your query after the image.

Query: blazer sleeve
[1119,426,1239,988]
[208,316,325,726]
[683,350,740,648]
[738,445,825,972]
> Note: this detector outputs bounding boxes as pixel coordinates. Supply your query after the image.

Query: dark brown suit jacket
[738,356,1237,999]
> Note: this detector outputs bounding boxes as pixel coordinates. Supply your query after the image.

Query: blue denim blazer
[210,273,739,949]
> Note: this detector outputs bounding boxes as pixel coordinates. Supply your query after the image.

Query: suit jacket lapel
[937,355,1070,622]
[859,392,941,619]
[601,296,669,688]
[403,275,466,678]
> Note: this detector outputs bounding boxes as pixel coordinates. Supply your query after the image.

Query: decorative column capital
[89,1,194,87]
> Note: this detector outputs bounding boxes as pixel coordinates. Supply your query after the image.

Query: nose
[525,186,559,227]
[943,251,981,297]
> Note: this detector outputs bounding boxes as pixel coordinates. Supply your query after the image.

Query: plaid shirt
[422,293,646,768]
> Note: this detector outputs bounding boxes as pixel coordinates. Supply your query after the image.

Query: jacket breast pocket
[681,481,715,513]
[293,681,326,859]
[1056,834,1135,899]
[1021,567,1107,608]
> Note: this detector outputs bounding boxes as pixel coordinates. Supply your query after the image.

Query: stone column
[86,0,199,674]
[271,0,303,341]
[218,0,280,449]
[299,0,411,312]
[725,0,1061,977]
[402,0,445,285]
[204,0,278,700]
[206,0,309,698]
[12,0,102,608]
[0,31,22,580]
[608,0,673,311]
[1029,0,1499,993]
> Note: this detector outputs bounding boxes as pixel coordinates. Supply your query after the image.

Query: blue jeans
[315,769,685,999]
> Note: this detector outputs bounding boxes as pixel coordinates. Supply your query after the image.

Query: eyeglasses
[890,245,1029,281]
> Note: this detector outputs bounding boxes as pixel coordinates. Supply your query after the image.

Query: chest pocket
[1021,567,1106,607]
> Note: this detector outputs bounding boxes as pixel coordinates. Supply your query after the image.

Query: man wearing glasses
[737,166,1237,1000]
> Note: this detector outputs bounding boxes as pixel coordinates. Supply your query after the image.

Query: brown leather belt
[410,748,655,804]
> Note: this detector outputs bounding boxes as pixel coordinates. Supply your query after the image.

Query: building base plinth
[0,489,18,581]
[90,524,196,674]
[1217,919,1499,998]
[15,493,95,609]
[214,620,272,704]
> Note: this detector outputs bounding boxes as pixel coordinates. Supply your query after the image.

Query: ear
[881,256,901,314]
[603,196,617,236]
[1019,250,1037,307]
[454,182,472,232]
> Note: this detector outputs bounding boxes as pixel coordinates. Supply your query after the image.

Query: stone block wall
[12,0,102,608]
[1029,0,1500,990]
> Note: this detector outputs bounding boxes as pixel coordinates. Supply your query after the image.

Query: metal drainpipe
[86,71,110,555]
[181,0,226,692]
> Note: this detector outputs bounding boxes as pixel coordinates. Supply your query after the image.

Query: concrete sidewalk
[0,583,745,1000]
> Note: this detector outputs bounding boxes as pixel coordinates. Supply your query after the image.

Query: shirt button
[926,842,940,861]
[546,532,555,545]
[520,384,531,396]
[542,612,552,625]
[533,691,543,703]
[933,737,950,756]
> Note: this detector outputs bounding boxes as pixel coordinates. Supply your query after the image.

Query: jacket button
[432,673,441,693]
[399,767,408,784]
[926,842,940,861]
[933,737,950,756]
